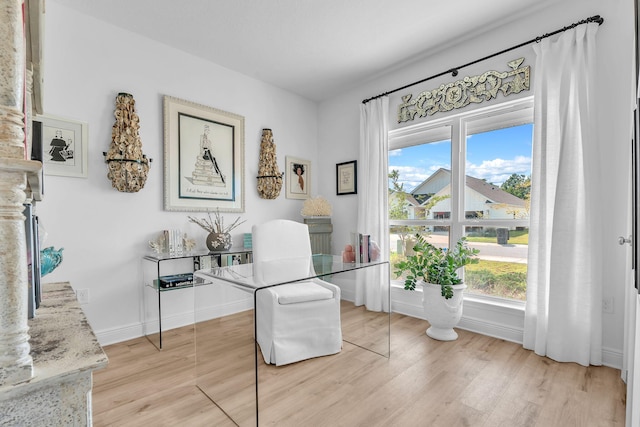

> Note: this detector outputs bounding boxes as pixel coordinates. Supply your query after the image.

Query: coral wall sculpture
[104,92,151,192]
[256,128,283,199]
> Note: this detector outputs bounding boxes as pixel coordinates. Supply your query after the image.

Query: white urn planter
[422,281,466,341]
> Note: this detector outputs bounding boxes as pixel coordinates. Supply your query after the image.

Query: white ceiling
[51,0,558,102]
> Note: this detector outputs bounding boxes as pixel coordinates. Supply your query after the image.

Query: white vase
[421,281,466,341]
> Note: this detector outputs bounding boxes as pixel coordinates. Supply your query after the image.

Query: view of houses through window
[389,100,533,301]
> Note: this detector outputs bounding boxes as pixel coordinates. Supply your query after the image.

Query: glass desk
[193,257,390,427]
[142,249,252,350]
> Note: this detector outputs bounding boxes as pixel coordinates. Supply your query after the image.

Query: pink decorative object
[342,244,356,263]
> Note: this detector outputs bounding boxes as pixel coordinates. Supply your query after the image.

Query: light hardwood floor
[93,303,626,426]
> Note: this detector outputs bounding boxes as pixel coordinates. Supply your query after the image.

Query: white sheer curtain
[356,96,390,312]
[523,23,602,366]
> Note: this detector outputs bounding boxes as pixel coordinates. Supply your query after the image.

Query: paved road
[469,241,528,264]
[392,234,528,264]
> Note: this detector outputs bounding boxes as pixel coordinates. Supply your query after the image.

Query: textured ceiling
[51,0,558,102]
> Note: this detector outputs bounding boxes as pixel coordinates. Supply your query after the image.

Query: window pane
[391,226,450,281]
[389,139,452,222]
[463,226,528,301]
[462,123,531,301]
[465,124,532,221]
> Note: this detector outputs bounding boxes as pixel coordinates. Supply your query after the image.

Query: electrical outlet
[602,296,613,314]
[76,288,90,304]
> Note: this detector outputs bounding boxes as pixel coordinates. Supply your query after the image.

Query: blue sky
[389,124,533,192]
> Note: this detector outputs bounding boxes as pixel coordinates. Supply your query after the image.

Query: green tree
[388,170,407,220]
[389,170,450,254]
[389,170,416,254]
[501,173,531,200]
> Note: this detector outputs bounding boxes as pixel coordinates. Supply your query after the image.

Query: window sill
[390,283,525,344]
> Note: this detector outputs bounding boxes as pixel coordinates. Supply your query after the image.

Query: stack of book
[156,273,194,289]
[351,232,373,263]
[164,229,184,254]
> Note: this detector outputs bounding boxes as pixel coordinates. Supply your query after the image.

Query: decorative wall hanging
[256,128,283,199]
[36,114,88,178]
[397,58,530,123]
[104,92,151,192]
[163,96,245,212]
[285,156,311,200]
[336,160,357,195]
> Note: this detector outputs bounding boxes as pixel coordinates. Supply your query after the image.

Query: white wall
[38,2,319,344]
[38,0,635,366]
[317,0,634,366]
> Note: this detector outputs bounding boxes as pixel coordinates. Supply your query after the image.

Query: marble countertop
[1,282,108,396]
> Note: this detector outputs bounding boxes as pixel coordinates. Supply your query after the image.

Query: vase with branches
[188,209,246,252]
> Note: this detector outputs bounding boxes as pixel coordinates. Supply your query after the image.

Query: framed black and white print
[336,160,357,195]
[37,114,88,178]
[163,96,245,212]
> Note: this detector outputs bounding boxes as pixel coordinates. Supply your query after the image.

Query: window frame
[389,96,533,308]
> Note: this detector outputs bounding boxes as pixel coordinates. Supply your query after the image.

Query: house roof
[412,168,526,207]
[465,174,526,206]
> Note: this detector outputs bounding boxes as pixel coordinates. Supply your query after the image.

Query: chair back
[252,219,313,285]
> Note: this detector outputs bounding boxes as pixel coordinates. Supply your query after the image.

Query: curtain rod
[362,14,604,104]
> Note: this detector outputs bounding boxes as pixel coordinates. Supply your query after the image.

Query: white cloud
[466,155,531,185]
[389,164,447,192]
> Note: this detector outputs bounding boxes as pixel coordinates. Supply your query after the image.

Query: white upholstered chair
[252,219,342,366]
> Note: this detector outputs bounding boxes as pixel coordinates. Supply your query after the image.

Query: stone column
[0,0,35,386]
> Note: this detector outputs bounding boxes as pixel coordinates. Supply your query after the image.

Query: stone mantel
[0,282,108,425]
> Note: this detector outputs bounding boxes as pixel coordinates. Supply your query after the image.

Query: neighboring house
[406,168,528,221]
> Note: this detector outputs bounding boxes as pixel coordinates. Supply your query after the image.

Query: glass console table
[193,256,390,426]
[142,248,252,350]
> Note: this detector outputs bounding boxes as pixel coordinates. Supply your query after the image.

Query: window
[389,98,533,301]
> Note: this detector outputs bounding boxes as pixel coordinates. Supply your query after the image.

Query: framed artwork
[285,156,311,199]
[37,114,88,178]
[163,96,245,212]
[336,160,357,195]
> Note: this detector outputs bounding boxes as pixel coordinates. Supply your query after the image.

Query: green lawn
[465,259,527,300]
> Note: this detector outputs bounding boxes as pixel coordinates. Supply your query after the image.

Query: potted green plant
[394,234,479,341]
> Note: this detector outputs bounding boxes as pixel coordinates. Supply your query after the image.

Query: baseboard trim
[95,299,253,347]
[390,286,622,369]
[95,289,623,370]
[95,322,144,347]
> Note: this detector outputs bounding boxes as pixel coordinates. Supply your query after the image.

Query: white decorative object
[301,196,332,217]
[422,282,466,341]
[148,231,196,254]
